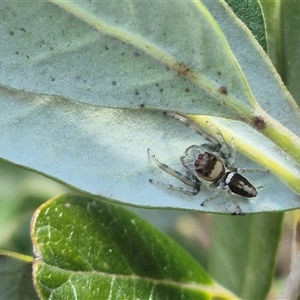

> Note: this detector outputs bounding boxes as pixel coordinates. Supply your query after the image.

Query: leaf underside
[0,1,300,214]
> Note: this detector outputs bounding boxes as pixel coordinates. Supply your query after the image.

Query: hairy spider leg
[226,190,245,215]
[223,137,236,170]
[236,167,269,174]
[200,183,244,215]
[204,121,233,159]
[166,112,235,160]
[166,112,222,151]
[148,148,200,195]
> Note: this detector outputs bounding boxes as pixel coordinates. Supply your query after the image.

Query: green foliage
[31,194,238,299]
[225,0,267,52]
[0,1,299,299]
[209,213,283,298]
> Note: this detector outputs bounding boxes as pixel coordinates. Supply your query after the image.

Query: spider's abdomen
[225,172,257,197]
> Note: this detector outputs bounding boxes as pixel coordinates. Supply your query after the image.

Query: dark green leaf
[225,0,267,51]
[31,194,237,299]
[208,213,283,299]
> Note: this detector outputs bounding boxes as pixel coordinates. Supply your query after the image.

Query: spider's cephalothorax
[194,152,225,181]
[148,113,259,216]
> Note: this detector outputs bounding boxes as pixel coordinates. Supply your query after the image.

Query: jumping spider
[148,112,259,215]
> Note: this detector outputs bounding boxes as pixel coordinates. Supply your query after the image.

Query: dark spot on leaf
[155,83,159,87]
[174,62,196,81]
[218,86,228,95]
[51,77,55,82]
[112,81,117,86]
[121,52,125,56]
[20,28,26,32]
[177,63,190,76]
[185,88,190,92]
[217,71,221,76]
[140,103,145,108]
[9,31,14,36]
[133,52,140,57]
[135,90,139,95]
[16,51,19,55]
[105,46,109,50]
[253,116,266,130]
[160,88,163,93]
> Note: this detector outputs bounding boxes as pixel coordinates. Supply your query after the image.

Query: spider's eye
[202,171,209,177]
[195,161,199,167]
[198,154,202,159]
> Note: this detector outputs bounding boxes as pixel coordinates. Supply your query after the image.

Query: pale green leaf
[1,86,298,214]
[1,1,300,214]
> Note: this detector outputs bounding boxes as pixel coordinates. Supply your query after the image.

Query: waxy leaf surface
[31,194,236,299]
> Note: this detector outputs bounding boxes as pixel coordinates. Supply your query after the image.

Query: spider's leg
[148,148,200,194]
[166,112,222,150]
[224,138,236,170]
[200,182,245,216]
[167,112,236,160]
[226,189,245,216]
[206,123,233,159]
[200,188,222,207]
[225,142,268,173]
[236,167,269,174]
[149,179,200,195]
